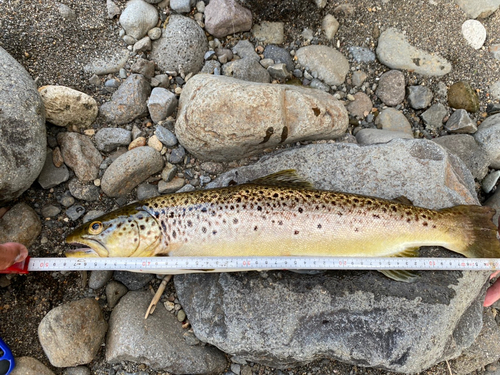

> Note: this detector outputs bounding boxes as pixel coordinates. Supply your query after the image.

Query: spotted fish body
[66,171,500,281]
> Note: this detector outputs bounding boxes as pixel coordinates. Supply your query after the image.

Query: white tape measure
[22,256,500,273]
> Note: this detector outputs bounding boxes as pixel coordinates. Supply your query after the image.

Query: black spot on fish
[172,231,177,239]
[233,218,239,224]
[236,197,242,203]
[202,227,207,233]
[140,225,146,230]
[201,207,208,213]
[169,212,174,218]
[278,220,283,226]
[213,230,217,235]
[423,222,428,226]
[257,206,262,211]
[298,207,303,213]
[254,226,258,231]
[372,214,380,219]
[187,220,193,227]
[161,221,167,231]
[273,193,279,198]
[317,224,322,229]
[137,215,143,220]
[294,230,299,235]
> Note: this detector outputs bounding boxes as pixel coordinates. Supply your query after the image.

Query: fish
[65,170,500,282]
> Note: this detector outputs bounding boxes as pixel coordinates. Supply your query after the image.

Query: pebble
[352,70,367,87]
[114,271,154,291]
[164,301,175,311]
[448,81,480,112]
[151,74,170,88]
[38,299,108,367]
[83,49,130,75]
[177,309,186,322]
[119,0,158,40]
[268,63,290,81]
[376,70,405,106]
[231,364,241,375]
[137,183,159,200]
[322,14,339,40]
[455,0,500,18]
[490,81,500,100]
[295,45,349,86]
[348,47,376,63]
[95,128,132,152]
[57,132,103,182]
[196,1,205,12]
[104,78,120,89]
[263,45,294,72]
[155,126,178,147]
[434,134,489,180]
[37,148,70,189]
[10,357,55,375]
[376,28,451,76]
[215,48,233,64]
[68,179,101,201]
[38,86,98,129]
[100,74,151,125]
[57,3,76,20]
[66,205,86,221]
[204,0,252,38]
[106,0,121,19]
[462,20,487,49]
[200,161,224,174]
[106,281,129,309]
[147,87,178,123]
[375,108,412,135]
[482,170,500,194]
[0,203,41,247]
[169,146,186,164]
[158,177,185,193]
[407,86,433,110]
[63,366,91,375]
[150,15,208,74]
[133,36,152,53]
[161,163,178,181]
[346,92,372,119]
[148,27,162,40]
[491,44,500,60]
[355,128,413,145]
[60,195,75,207]
[41,205,61,218]
[89,271,114,290]
[309,79,329,92]
[301,28,314,42]
[128,136,147,150]
[147,135,163,152]
[223,58,271,83]
[445,109,477,134]
[170,0,195,13]
[421,103,448,131]
[260,58,275,69]
[101,146,164,197]
[252,22,284,44]
[232,40,259,61]
[131,58,155,79]
[474,114,500,168]
[123,34,137,45]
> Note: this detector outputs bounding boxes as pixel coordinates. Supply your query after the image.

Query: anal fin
[378,246,420,282]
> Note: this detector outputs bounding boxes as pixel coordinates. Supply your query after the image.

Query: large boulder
[0,46,46,204]
[175,139,490,373]
[175,74,348,161]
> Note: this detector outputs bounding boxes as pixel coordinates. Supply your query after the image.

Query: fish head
[65,204,162,258]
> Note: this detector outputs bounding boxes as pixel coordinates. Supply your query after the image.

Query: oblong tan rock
[38,85,98,129]
[175,74,349,161]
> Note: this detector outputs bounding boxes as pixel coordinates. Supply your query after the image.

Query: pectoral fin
[378,247,420,282]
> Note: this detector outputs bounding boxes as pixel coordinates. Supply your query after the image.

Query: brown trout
[66,170,500,281]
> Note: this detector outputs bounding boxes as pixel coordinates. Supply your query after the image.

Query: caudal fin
[441,205,500,258]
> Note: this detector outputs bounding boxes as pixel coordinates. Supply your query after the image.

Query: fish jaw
[65,235,109,257]
[65,247,100,258]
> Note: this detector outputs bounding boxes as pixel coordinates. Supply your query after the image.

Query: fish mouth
[65,237,109,257]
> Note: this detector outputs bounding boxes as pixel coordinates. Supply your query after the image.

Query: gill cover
[65,203,163,257]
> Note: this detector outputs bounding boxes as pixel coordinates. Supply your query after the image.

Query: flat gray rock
[94,128,132,152]
[355,128,413,145]
[407,85,433,110]
[376,28,452,76]
[38,299,107,367]
[175,74,348,161]
[100,74,151,125]
[179,140,488,373]
[295,45,349,86]
[106,291,228,374]
[348,46,376,63]
[223,58,271,83]
[0,202,41,247]
[0,46,46,204]
[147,87,178,123]
[37,148,70,189]
[375,108,412,135]
[421,103,448,132]
[455,0,500,19]
[474,113,500,168]
[83,49,129,75]
[101,146,164,197]
[445,109,477,134]
[150,15,208,74]
[433,134,489,180]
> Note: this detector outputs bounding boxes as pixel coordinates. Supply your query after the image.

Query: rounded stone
[119,0,158,40]
[376,70,405,106]
[150,15,208,74]
[448,81,480,112]
[0,46,46,204]
[101,146,164,197]
[38,86,98,129]
[375,108,412,135]
[295,45,349,86]
[38,299,108,367]
[10,357,55,375]
[462,20,486,50]
[0,203,42,247]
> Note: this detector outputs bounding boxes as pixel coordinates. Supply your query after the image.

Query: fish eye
[89,221,104,235]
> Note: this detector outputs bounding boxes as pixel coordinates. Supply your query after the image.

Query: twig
[446,360,453,375]
[144,275,172,319]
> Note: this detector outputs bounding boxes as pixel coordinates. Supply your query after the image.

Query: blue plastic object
[0,337,14,375]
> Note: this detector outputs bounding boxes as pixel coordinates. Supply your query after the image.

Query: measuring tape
[2,256,500,274]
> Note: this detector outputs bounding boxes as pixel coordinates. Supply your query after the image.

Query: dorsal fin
[392,196,414,206]
[248,170,315,189]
